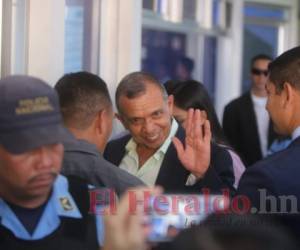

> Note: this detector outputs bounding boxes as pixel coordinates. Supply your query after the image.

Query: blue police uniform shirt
[0,175,104,245]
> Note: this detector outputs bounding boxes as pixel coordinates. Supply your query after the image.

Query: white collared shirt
[292,126,300,141]
[251,93,269,157]
[119,120,179,186]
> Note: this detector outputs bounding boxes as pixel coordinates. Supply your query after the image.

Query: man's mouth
[29,173,57,187]
[145,134,160,142]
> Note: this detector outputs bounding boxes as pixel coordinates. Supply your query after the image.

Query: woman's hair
[171,80,227,145]
[164,79,182,95]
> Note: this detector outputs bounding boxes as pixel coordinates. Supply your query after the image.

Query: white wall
[1,0,65,85]
[100,0,142,104]
[100,0,142,136]
[215,0,244,120]
[0,0,3,76]
[26,0,65,86]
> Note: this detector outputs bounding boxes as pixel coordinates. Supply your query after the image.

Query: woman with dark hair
[169,80,245,187]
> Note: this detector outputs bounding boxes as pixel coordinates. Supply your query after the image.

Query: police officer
[0,76,103,249]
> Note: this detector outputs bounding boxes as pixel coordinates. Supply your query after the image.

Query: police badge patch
[59,197,74,211]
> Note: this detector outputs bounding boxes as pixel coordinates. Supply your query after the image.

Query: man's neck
[251,88,267,98]
[0,190,51,209]
[136,145,157,168]
[134,120,174,168]
[69,127,104,153]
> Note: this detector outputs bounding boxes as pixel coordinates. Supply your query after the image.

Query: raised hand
[172,108,211,179]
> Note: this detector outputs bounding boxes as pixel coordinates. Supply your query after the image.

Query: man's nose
[142,119,155,134]
[36,146,54,169]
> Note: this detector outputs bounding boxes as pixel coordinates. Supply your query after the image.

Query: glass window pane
[242,4,285,92]
[242,23,278,92]
[156,0,165,14]
[64,0,99,73]
[64,2,84,73]
[143,0,166,15]
[143,0,154,10]
[225,1,232,29]
[212,0,232,29]
[142,28,186,83]
[183,0,196,21]
[244,4,287,21]
[202,36,217,100]
[213,0,220,27]
[12,0,27,74]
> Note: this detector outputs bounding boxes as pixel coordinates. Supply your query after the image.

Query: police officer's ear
[95,109,108,135]
[91,109,113,153]
[282,82,295,109]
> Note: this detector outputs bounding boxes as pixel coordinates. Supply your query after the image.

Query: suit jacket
[237,137,300,236]
[62,138,144,197]
[104,126,235,194]
[223,92,277,167]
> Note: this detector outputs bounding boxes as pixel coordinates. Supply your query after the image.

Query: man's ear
[95,110,105,135]
[282,82,294,108]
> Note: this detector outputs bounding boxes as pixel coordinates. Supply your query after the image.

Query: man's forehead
[122,99,166,116]
[253,59,271,67]
[143,82,165,97]
[120,97,167,117]
[0,144,21,158]
[120,84,165,103]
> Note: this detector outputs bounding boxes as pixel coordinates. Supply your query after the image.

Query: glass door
[242,3,289,92]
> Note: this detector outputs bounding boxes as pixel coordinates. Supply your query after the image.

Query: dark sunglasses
[251,68,269,76]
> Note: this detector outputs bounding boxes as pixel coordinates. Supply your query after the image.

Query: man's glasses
[251,68,269,77]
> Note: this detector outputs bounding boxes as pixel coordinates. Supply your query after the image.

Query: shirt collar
[292,126,300,141]
[0,175,82,221]
[159,119,178,154]
[52,175,82,218]
[0,175,82,240]
[125,119,179,160]
[125,137,137,153]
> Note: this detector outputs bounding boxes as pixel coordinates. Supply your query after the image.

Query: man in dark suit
[238,46,300,236]
[104,72,235,193]
[223,54,277,166]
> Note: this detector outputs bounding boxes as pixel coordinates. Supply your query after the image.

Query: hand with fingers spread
[172,108,212,179]
[103,187,162,250]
